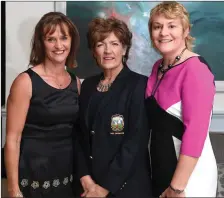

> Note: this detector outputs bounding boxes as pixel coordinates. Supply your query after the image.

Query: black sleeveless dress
[18,68,79,198]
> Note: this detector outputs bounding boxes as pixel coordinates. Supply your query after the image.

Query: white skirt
[184,135,217,197]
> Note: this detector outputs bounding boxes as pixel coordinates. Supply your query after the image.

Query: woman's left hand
[160,187,185,198]
[86,184,109,197]
[80,175,96,197]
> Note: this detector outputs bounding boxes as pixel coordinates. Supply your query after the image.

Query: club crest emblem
[111,114,124,133]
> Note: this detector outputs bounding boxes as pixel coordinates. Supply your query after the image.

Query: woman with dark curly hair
[74,17,152,198]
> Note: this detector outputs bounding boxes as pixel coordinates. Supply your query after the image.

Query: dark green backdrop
[67,1,224,81]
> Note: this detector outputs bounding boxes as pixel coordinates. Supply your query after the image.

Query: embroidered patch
[111,114,124,134]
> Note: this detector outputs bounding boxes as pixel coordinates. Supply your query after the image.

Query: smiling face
[93,32,127,71]
[151,14,188,56]
[43,24,71,65]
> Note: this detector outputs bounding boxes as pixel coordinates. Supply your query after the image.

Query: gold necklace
[43,65,67,89]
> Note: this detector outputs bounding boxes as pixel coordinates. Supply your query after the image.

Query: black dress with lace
[19,68,79,198]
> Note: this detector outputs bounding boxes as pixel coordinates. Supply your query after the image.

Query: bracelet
[169,185,184,194]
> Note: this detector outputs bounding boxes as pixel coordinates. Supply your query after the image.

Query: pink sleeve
[180,62,215,157]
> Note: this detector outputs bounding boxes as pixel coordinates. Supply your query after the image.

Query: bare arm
[76,76,81,95]
[4,73,31,196]
[171,155,198,188]
[161,155,198,197]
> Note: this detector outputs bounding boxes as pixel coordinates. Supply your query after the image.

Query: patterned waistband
[20,174,73,189]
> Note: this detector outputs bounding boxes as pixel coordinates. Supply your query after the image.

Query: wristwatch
[169,185,184,194]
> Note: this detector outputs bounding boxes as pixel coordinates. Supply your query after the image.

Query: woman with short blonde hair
[145,1,217,197]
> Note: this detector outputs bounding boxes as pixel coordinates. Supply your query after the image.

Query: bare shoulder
[29,65,43,75]
[9,72,32,99]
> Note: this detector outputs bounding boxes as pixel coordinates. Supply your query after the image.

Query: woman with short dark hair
[75,17,152,198]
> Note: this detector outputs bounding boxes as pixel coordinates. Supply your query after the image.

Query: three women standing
[5,2,218,198]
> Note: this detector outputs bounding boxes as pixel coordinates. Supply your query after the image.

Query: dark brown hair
[29,12,80,68]
[87,17,132,66]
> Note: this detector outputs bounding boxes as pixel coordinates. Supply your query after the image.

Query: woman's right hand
[80,175,96,197]
[8,186,23,197]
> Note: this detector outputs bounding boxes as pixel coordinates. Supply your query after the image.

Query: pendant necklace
[43,64,66,89]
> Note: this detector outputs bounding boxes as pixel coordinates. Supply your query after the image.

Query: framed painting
[55,1,224,92]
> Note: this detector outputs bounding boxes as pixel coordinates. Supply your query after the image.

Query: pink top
[145,56,215,157]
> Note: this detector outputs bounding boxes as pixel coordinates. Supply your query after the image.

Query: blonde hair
[148,1,195,51]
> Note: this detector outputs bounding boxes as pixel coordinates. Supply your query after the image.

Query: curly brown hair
[87,17,132,66]
[29,12,80,68]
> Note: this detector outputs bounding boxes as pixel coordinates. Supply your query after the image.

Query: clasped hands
[80,175,109,197]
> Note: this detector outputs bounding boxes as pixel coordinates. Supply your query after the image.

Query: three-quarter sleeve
[180,63,215,157]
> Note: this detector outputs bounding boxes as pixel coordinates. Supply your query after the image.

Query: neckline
[152,55,201,96]
[159,55,200,70]
[96,66,130,93]
[29,68,72,90]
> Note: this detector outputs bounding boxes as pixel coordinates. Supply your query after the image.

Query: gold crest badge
[111,114,124,134]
